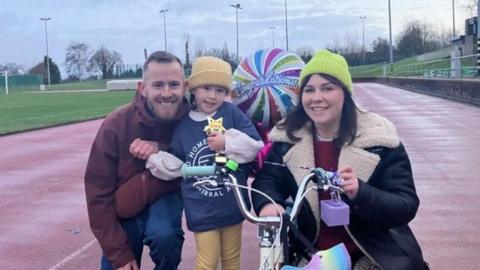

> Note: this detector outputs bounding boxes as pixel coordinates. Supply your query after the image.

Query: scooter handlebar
[181,164,216,178]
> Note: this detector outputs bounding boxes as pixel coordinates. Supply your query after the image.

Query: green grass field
[349,54,478,78]
[46,79,109,91]
[0,79,111,95]
[349,56,423,77]
[0,90,135,135]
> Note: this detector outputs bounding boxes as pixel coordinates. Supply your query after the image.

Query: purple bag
[320,198,349,227]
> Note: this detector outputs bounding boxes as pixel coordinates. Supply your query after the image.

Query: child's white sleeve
[224,128,264,163]
[146,151,184,180]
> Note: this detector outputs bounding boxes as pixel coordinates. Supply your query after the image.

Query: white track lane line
[47,239,97,270]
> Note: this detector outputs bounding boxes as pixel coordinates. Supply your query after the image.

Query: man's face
[139,61,186,120]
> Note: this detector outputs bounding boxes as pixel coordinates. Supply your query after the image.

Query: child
[146,56,264,270]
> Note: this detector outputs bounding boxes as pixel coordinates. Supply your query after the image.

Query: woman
[252,50,428,270]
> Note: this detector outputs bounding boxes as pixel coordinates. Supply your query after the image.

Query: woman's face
[301,74,345,132]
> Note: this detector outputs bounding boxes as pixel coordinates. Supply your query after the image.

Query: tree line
[324,19,452,66]
[191,19,452,69]
[0,44,129,84]
[1,18,454,84]
[60,43,130,82]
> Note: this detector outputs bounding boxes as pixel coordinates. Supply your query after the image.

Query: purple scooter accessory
[320,171,350,227]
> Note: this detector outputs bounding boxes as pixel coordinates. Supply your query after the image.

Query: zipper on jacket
[344,225,383,270]
[141,173,147,207]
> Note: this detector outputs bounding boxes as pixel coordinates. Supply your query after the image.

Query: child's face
[191,85,228,114]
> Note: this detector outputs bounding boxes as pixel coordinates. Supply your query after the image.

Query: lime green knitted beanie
[298,50,353,94]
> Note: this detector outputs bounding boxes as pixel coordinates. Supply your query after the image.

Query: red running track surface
[1,83,479,269]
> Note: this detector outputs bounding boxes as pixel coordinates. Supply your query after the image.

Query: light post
[284,0,289,51]
[159,9,169,51]
[270,26,275,48]
[360,16,366,62]
[230,3,242,61]
[477,0,479,76]
[452,0,456,37]
[40,17,51,86]
[477,0,479,39]
[388,0,393,64]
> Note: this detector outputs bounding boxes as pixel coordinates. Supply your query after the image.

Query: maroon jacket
[84,91,189,268]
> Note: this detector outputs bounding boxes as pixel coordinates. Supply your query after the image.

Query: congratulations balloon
[232,48,304,131]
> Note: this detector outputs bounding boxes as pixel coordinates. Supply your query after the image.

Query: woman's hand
[338,165,359,200]
[258,203,285,217]
[207,132,226,152]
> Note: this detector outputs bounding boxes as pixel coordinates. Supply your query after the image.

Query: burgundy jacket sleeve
[84,121,134,268]
[115,170,180,218]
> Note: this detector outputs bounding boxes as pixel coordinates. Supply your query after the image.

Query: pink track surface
[1,83,479,269]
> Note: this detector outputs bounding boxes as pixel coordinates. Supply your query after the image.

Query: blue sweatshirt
[170,102,261,232]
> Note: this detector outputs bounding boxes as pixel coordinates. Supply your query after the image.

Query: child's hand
[130,138,159,160]
[259,203,285,217]
[207,132,225,152]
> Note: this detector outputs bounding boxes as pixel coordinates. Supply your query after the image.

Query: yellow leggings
[194,223,242,270]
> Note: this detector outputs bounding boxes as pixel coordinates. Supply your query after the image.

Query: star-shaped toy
[203,117,226,136]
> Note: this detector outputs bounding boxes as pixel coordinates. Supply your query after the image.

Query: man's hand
[130,138,159,160]
[207,132,226,152]
[117,260,139,270]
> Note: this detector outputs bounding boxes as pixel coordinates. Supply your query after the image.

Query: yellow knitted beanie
[298,50,353,94]
[188,56,232,92]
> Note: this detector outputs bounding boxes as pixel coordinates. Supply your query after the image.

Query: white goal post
[1,70,8,95]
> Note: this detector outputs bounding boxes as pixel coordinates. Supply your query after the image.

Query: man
[85,51,189,270]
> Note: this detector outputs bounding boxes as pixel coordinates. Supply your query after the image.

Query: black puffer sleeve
[252,142,298,214]
[347,143,420,229]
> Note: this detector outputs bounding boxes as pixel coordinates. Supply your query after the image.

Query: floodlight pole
[360,16,366,62]
[270,26,275,48]
[388,0,393,64]
[452,0,456,37]
[159,9,169,51]
[40,17,51,86]
[477,0,479,75]
[230,3,242,61]
[285,0,289,51]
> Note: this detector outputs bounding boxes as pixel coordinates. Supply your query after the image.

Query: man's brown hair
[143,51,183,72]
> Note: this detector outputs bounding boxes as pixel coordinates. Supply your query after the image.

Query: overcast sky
[0,0,475,71]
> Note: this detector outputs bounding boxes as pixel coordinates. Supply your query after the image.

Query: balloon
[232,48,304,131]
[280,243,351,270]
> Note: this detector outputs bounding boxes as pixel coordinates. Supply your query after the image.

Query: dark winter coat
[252,110,428,270]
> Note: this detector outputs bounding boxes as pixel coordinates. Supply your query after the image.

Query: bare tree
[370,37,390,62]
[458,0,478,16]
[89,46,122,79]
[194,42,238,70]
[183,33,192,72]
[332,34,342,53]
[295,46,314,63]
[65,41,90,81]
[396,19,445,58]
[436,24,453,47]
[342,30,360,55]
[194,36,206,58]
